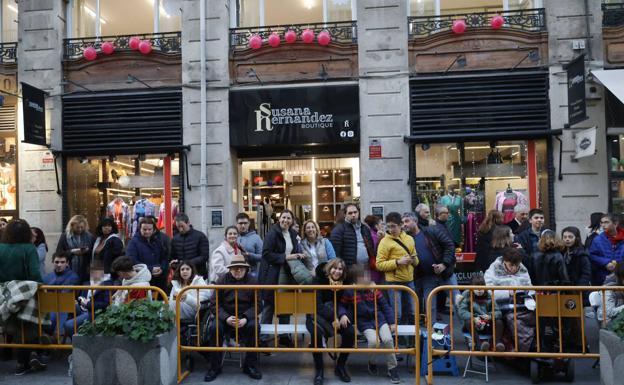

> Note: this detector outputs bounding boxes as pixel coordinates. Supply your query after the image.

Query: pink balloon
[268,33,280,48]
[452,19,466,34]
[138,40,152,54]
[83,46,97,61]
[301,29,315,44]
[284,30,297,44]
[101,41,115,55]
[248,34,262,49]
[129,36,141,50]
[491,14,505,29]
[317,30,331,46]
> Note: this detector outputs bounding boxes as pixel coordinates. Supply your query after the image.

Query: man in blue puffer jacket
[589,213,624,285]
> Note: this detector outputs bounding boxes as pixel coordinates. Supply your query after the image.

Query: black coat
[307,263,349,337]
[56,232,95,283]
[475,229,494,272]
[211,272,259,322]
[565,247,592,286]
[329,221,374,266]
[93,235,124,274]
[419,225,456,278]
[476,246,505,274]
[529,250,570,285]
[171,227,210,277]
[259,224,300,299]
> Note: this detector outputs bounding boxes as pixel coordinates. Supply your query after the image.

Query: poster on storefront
[229,85,359,147]
[566,54,587,127]
[21,82,47,146]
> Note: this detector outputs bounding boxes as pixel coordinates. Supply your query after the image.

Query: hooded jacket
[92,233,124,274]
[339,286,395,331]
[209,241,239,284]
[483,257,532,304]
[114,264,152,303]
[457,290,502,325]
[171,227,210,277]
[170,275,211,319]
[589,231,624,285]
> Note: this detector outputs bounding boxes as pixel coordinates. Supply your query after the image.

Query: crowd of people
[0,204,622,384]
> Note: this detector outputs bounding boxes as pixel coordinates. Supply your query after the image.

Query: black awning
[57,145,190,157]
[404,129,562,143]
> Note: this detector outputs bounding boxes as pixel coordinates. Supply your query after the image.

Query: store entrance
[240,157,360,237]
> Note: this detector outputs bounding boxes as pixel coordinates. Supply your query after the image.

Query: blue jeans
[384,281,416,324]
[421,273,458,322]
[64,312,91,337]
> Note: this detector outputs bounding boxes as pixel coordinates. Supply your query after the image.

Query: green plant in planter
[607,310,624,339]
[78,300,175,343]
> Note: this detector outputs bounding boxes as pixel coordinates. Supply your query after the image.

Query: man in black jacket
[330,203,375,267]
[402,212,457,321]
[170,213,210,277]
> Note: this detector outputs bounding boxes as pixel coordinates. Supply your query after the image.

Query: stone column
[357,0,411,217]
[17,0,65,259]
[547,0,608,234]
[182,0,237,246]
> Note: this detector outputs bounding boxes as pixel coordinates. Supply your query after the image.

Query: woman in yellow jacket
[376,212,419,325]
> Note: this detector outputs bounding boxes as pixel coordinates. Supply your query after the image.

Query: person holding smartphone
[56,215,94,283]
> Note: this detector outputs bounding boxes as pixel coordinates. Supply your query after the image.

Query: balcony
[408,8,546,38]
[603,3,624,27]
[229,21,358,85]
[0,42,17,64]
[63,32,181,61]
[230,21,357,51]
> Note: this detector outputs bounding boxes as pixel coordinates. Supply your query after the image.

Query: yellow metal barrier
[176,284,421,384]
[0,285,168,350]
[425,285,619,384]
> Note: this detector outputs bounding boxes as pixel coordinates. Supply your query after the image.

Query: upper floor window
[67,0,181,38]
[234,0,355,27]
[1,0,17,42]
[408,0,542,16]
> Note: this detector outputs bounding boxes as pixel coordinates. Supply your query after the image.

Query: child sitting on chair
[339,265,401,384]
[457,275,504,352]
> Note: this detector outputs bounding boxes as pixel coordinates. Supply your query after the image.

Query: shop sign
[369,139,382,159]
[40,151,54,170]
[229,85,359,147]
[21,82,47,146]
[211,209,223,228]
[371,205,384,220]
[566,54,587,127]
[574,126,597,159]
[454,253,481,285]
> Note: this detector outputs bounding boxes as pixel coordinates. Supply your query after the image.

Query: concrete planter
[72,328,177,385]
[600,329,624,385]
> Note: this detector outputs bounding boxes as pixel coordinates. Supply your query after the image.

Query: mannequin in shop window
[131,197,158,237]
[157,200,179,233]
[463,185,485,253]
[106,197,130,240]
[494,184,528,224]
[438,187,463,248]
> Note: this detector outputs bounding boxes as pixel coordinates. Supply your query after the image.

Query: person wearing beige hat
[204,254,261,382]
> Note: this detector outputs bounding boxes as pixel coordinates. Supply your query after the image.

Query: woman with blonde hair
[56,214,94,283]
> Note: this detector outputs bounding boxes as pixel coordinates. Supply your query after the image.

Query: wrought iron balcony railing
[230,20,357,50]
[63,32,181,60]
[408,8,546,38]
[0,42,17,64]
[603,3,624,27]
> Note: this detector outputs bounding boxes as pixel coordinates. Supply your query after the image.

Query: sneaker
[480,341,490,352]
[495,343,505,352]
[388,368,400,384]
[368,362,378,376]
[15,363,29,376]
[29,352,47,371]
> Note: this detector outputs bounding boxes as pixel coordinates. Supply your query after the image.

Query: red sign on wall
[369,139,382,159]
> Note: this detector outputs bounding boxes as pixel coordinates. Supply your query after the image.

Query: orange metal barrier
[425,285,620,384]
[0,285,168,350]
[175,284,421,384]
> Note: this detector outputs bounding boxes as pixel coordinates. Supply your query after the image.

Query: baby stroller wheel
[530,360,540,384]
[564,359,574,382]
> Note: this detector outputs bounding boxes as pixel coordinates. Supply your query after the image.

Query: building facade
[11,0,624,264]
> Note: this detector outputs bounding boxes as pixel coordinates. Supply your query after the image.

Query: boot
[313,353,324,385]
[335,353,351,383]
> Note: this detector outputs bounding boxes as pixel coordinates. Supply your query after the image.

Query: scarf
[67,232,90,249]
[607,228,624,246]
[328,276,343,286]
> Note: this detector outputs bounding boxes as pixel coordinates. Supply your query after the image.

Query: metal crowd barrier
[0,285,169,350]
[175,284,421,384]
[425,285,621,384]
